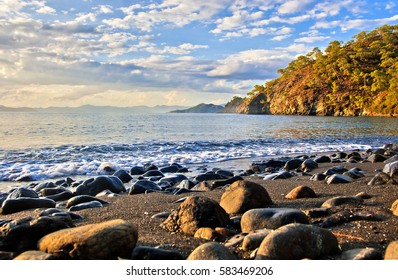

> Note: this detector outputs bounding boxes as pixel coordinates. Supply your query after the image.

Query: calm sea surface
[1,111,398,185]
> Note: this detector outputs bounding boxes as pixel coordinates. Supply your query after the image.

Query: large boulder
[160,196,229,236]
[256,223,339,259]
[219,180,273,215]
[187,242,236,260]
[38,219,138,259]
[241,208,309,233]
[384,241,398,259]
[75,176,126,196]
[0,216,74,253]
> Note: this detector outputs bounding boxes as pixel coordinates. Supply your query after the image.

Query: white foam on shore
[0,139,376,189]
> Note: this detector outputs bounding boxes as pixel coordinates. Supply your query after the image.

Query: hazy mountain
[169,103,225,113]
[0,105,189,114]
[0,105,37,112]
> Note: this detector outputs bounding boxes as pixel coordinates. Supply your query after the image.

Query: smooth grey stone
[326,174,354,184]
[68,201,103,212]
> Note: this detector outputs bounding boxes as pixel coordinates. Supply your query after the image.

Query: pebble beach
[1,144,398,260]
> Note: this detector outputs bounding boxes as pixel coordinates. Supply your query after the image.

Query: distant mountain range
[0,104,190,114]
[169,103,225,113]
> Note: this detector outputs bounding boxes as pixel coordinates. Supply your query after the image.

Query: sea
[1,111,398,191]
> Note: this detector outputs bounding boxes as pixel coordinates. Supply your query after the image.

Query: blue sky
[1,0,398,107]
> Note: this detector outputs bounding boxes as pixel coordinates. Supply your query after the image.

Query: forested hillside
[225,24,398,116]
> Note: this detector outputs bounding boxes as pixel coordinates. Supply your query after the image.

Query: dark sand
[2,159,398,259]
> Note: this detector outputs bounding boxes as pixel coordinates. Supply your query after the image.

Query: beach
[1,147,398,260]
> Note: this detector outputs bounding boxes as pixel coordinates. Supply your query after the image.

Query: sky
[1,0,398,108]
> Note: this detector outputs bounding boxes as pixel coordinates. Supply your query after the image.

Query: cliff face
[227,24,398,117]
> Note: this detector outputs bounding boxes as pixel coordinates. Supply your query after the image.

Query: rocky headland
[1,143,398,260]
[224,24,398,117]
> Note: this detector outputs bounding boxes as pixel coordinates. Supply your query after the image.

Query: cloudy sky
[1,0,398,108]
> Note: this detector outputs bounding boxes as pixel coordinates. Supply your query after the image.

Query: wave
[1,136,393,182]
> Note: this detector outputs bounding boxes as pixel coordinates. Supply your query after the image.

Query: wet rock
[0,198,56,215]
[14,250,57,260]
[33,182,58,193]
[340,248,383,260]
[315,155,332,163]
[326,174,354,184]
[263,171,293,180]
[284,159,304,171]
[66,195,108,208]
[38,208,83,220]
[212,176,243,188]
[142,170,164,178]
[384,241,398,259]
[256,223,339,260]
[0,216,74,253]
[242,229,272,251]
[7,188,39,199]
[158,174,189,188]
[159,165,180,173]
[113,169,133,183]
[323,166,348,176]
[45,191,75,202]
[241,208,309,233]
[38,219,138,259]
[194,172,224,182]
[161,196,230,236]
[131,246,183,260]
[130,166,145,175]
[220,180,273,215]
[343,168,365,179]
[321,196,363,208]
[75,176,126,196]
[215,169,234,178]
[285,185,317,199]
[301,159,318,172]
[129,180,161,194]
[310,173,327,181]
[187,242,236,260]
[40,187,69,196]
[368,153,388,163]
[68,201,103,212]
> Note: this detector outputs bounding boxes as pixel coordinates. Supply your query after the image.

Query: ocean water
[1,111,398,186]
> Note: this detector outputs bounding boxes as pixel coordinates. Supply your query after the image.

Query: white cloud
[36,6,56,15]
[295,35,331,43]
[278,0,314,14]
[207,49,294,79]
